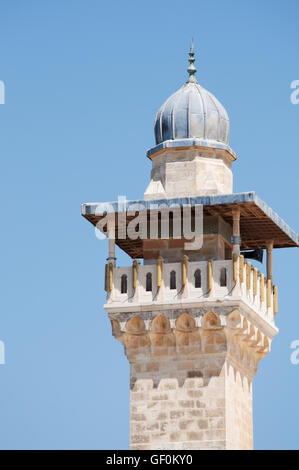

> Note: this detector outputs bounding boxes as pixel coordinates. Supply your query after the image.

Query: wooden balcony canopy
[82,192,299,259]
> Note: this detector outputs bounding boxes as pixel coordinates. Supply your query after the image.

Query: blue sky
[0,0,298,449]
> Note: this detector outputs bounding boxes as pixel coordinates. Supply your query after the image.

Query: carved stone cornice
[110,310,271,377]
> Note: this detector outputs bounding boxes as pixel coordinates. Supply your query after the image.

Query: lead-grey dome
[153,44,229,148]
[154,81,230,145]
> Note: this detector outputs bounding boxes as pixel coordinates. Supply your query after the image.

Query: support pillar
[232,207,241,256]
[107,214,116,266]
[266,240,274,282]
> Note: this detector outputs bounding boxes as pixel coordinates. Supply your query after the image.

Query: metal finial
[187,40,197,83]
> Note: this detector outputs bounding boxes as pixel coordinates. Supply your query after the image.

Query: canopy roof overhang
[82,192,299,259]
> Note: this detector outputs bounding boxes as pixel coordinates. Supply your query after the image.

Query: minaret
[82,46,299,450]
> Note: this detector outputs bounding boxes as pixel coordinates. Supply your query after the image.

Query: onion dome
[147,43,235,159]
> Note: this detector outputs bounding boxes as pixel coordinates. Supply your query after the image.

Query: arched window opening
[194,269,201,288]
[170,271,176,290]
[146,272,152,292]
[220,267,227,287]
[121,274,127,294]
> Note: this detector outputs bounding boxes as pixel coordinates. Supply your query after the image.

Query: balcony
[104,257,277,327]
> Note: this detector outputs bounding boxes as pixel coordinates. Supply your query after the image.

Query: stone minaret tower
[82,46,298,450]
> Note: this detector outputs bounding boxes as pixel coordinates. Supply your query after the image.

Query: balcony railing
[105,256,278,324]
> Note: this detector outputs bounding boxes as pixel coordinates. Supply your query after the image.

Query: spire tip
[187,40,197,83]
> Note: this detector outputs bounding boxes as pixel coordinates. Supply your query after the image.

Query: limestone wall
[130,368,227,450]
[144,148,233,200]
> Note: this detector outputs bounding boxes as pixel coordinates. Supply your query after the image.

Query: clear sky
[0,0,298,450]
